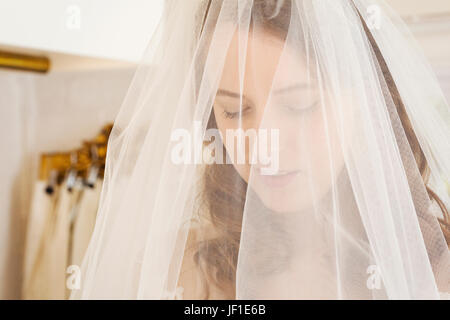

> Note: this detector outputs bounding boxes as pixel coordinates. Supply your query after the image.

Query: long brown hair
[195,0,450,299]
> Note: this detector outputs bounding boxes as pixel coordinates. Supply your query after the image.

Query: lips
[254,167,301,188]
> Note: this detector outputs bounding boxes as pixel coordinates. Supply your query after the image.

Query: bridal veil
[72,0,450,299]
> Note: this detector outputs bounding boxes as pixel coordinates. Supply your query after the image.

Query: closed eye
[283,100,319,114]
[222,106,251,119]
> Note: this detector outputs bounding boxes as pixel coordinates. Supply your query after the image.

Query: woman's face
[213,30,346,213]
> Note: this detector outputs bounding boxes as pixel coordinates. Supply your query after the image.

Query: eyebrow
[216,84,310,100]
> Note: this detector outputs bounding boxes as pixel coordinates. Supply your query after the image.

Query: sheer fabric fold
[73,0,450,300]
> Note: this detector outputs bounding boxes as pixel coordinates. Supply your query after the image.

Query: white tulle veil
[72,0,450,299]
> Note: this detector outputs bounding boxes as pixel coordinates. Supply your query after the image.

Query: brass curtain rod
[0,50,50,73]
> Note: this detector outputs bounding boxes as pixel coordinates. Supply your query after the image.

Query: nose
[255,102,308,168]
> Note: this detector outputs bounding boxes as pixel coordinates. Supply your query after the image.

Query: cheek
[213,106,251,183]
[308,110,345,183]
[232,163,251,184]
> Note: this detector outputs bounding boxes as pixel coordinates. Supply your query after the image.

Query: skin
[213,29,347,214]
[212,29,355,298]
[180,28,363,300]
[185,19,450,299]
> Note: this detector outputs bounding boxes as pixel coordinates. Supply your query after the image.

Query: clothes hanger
[39,123,113,193]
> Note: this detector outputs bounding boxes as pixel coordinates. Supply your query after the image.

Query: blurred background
[0,0,449,299]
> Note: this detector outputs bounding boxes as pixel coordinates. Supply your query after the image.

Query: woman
[74,0,450,299]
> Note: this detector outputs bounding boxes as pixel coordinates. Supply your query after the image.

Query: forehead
[217,28,308,103]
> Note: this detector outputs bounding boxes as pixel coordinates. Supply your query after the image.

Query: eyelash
[222,107,251,119]
[221,101,319,120]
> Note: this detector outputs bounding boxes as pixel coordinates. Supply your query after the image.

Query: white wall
[0,0,449,67]
[0,67,136,299]
[0,0,163,63]
[388,0,450,16]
